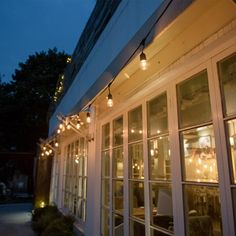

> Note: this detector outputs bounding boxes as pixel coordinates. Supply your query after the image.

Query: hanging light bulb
[140,51,147,70]
[55,141,59,147]
[41,153,45,157]
[76,120,81,129]
[43,146,46,151]
[140,40,148,70]
[57,128,61,134]
[107,84,113,107]
[59,123,63,129]
[49,149,53,154]
[67,123,71,130]
[45,151,50,156]
[86,112,91,123]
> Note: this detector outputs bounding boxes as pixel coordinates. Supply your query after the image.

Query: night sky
[0,0,95,83]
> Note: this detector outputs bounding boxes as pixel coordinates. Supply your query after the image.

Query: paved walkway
[0,203,35,236]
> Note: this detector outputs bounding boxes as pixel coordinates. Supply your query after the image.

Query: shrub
[32,205,60,234]
[42,215,75,236]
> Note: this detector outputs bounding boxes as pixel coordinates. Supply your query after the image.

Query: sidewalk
[0,203,35,236]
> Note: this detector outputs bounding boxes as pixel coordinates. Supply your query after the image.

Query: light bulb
[107,93,113,107]
[86,112,91,123]
[45,151,50,156]
[140,51,147,70]
[41,153,44,156]
[43,146,46,150]
[55,142,59,147]
[76,121,81,129]
[59,123,63,129]
[67,123,71,130]
[57,129,61,134]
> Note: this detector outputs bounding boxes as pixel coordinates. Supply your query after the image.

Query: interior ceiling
[95,0,236,116]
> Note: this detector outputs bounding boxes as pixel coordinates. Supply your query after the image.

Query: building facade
[44,0,236,235]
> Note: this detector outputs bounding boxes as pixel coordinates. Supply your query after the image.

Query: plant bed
[32,205,75,236]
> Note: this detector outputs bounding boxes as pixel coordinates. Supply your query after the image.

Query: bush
[32,205,60,234]
[42,215,75,236]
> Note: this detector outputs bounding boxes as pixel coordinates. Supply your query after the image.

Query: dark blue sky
[0,0,95,83]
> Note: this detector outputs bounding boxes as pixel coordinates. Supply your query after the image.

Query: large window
[63,138,87,221]
[147,93,174,235]
[128,106,145,235]
[99,49,236,236]
[218,53,236,227]
[177,70,222,236]
[113,116,124,236]
[101,123,110,236]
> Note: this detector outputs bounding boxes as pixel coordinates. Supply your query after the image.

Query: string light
[86,111,91,123]
[67,123,71,130]
[140,40,147,70]
[76,120,81,129]
[55,141,59,147]
[107,84,113,107]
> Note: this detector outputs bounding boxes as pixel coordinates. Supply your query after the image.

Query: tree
[0,48,69,152]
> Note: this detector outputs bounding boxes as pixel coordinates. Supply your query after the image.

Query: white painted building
[46,0,236,235]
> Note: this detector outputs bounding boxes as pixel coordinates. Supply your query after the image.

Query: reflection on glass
[177,70,212,128]
[102,179,110,207]
[227,119,236,183]
[149,137,171,180]
[129,143,144,179]
[150,183,174,233]
[129,220,145,236]
[128,106,143,142]
[218,53,236,116]
[129,181,145,220]
[147,93,168,137]
[102,151,110,177]
[113,214,123,236]
[184,185,222,236]
[113,148,123,178]
[102,123,110,149]
[113,116,123,146]
[181,125,218,183]
[113,180,123,212]
[102,208,110,236]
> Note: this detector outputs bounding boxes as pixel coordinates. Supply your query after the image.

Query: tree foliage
[0,48,69,152]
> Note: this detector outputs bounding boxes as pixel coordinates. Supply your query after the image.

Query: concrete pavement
[0,203,35,236]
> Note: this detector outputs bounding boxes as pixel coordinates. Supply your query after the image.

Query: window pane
[113,180,124,212]
[102,179,110,206]
[101,208,110,236]
[227,119,236,183]
[181,125,218,183]
[129,181,145,220]
[128,106,143,142]
[102,123,110,149]
[218,53,236,116]
[113,214,123,236]
[113,148,123,178]
[184,185,222,236]
[147,93,168,137]
[150,228,171,236]
[177,70,212,128]
[150,183,174,233]
[129,220,145,236]
[129,143,144,179]
[102,151,110,177]
[149,137,171,180]
[113,116,123,146]
[232,188,236,227]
